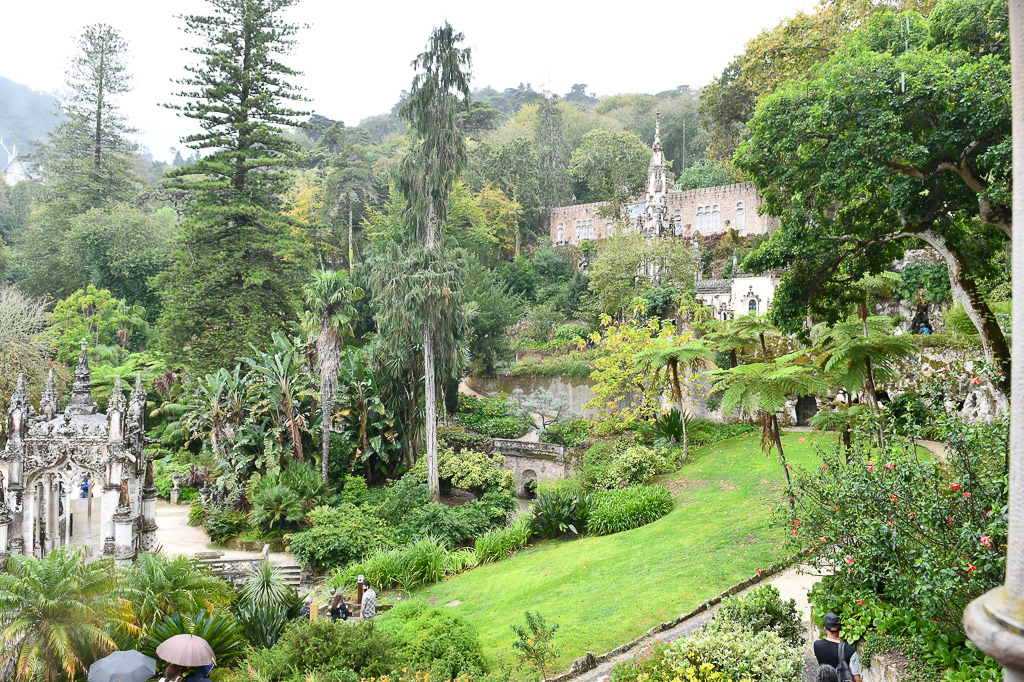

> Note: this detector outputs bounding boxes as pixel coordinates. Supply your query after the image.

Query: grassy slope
[409,431,829,671]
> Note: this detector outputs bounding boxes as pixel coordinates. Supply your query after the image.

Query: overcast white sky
[4,0,814,162]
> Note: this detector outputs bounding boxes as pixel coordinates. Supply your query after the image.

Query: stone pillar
[8,483,24,556]
[22,486,34,557]
[42,480,52,555]
[0,502,10,563]
[112,477,136,564]
[170,474,182,505]
[140,458,157,553]
[101,483,119,557]
[964,2,1024,677]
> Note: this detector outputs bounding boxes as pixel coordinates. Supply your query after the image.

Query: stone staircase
[194,548,302,589]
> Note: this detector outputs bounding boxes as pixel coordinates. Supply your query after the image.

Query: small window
[713,205,721,230]
[736,202,745,230]
[696,207,704,232]
[748,299,758,313]
[588,220,595,239]
[607,220,614,238]
[557,224,564,242]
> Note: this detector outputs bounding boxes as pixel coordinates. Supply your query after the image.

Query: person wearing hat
[812,612,862,682]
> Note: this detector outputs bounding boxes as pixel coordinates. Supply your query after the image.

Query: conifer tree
[21,23,138,298]
[156,0,311,371]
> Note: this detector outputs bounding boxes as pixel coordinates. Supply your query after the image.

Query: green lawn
[407,431,829,671]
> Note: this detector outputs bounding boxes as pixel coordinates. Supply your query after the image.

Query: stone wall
[548,182,778,245]
[493,440,574,497]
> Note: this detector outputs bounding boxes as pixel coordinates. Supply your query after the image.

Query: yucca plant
[240,561,291,608]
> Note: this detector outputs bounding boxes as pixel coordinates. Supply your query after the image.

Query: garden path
[916,439,949,462]
[154,500,295,563]
[574,565,823,682]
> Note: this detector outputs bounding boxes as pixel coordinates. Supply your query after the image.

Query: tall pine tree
[156,0,311,371]
[21,23,138,297]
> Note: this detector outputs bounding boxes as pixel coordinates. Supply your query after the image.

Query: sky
[3,0,815,162]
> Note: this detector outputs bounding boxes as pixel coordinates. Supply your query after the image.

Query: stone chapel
[0,340,155,563]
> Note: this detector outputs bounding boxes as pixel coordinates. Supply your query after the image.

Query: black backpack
[835,642,854,682]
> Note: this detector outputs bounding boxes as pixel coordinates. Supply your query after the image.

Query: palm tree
[0,546,133,682]
[807,404,869,462]
[395,23,472,501]
[245,333,314,464]
[118,553,232,640]
[181,366,245,461]
[708,357,828,506]
[634,338,714,460]
[302,269,364,482]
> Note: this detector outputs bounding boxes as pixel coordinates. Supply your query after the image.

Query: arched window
[557,224,564,243]
[713,205,721,231]
[748,299,758,313]
[736,202,745,230]
[607,220,614,238]
[588,220,595,239]
[696,207,704,232]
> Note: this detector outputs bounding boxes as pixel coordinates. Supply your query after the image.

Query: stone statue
[66,339,98,416]
[40,370,59,421]
[119,476,130,508]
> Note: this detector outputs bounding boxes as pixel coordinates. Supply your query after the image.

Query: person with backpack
[812,612,862,682]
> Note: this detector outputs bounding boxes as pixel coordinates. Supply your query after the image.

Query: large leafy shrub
[436,445,515,496]
[456,393,532,438]
[288,504,396,571]
[244,619,395,681]
[378,602,487,678]
[205,509,250,545]
[438,425,494,453]
[142,610,247,667]
[530,486,590,539]
[580,440,663,491]
[540,417,592,447]
[709,585,803,648]
[251,483,304,533]
[587,485,673,536]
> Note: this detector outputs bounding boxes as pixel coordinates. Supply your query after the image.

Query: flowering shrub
[610,625,802,682]
[709,585,803,648]
[777,408,1008,632]
[511,611,560,681]
[587,485,673,535]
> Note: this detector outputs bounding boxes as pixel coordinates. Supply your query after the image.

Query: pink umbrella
[155,634,216,667]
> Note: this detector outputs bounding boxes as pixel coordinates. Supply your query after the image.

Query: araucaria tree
[390,23,473,501]
[156,0,310,371]
[22,23,138,298]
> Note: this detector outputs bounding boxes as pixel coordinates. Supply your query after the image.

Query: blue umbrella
[88,650,157,682]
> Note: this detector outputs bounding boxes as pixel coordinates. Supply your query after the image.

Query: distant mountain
[0,76,59,153]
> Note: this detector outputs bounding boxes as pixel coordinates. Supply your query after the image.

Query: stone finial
[653,110,662,151]
[130,373,145,405]
[65,339,97,416]
[145,457,154,487]
[9,374,28,412]
[108,375,128,414]
[40,369,59,420]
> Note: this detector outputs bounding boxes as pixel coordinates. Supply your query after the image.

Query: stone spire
[130,373,145,405]
[65,339,98,416]
[108,375,128,414]
[653,110,663,152]
[9,374,28,413]
[40,369,59,421]
[640,112,669,235]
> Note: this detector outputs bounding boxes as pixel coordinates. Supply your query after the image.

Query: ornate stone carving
[39,370,59,421]
[65,339,98,416]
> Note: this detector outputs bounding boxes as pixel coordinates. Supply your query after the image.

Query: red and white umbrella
[155,634,216,667]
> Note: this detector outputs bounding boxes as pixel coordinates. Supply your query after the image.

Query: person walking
[360,581,377,620]
[813,613,862,682]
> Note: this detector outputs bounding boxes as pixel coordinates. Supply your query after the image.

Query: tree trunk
[424,320,439,501]
[772,414,795,510]
[842,430,852,463]
[914,228,1010,394]
[729,349,738,368]
[759,332,769,361]
[348,203,355,274]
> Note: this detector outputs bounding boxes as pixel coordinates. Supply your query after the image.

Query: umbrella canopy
[156,634,216,667]
[88,650,157,682]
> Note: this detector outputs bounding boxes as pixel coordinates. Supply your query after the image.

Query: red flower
[793,529,799,536]
[886,461,895,469]
[951,483,961,492]
[891,493,898,503]
[857,599,864,606]
[820,536,827,543]
[794,519,799,528]
[823,464,828,470]
[973,377,982,385]
[868,465,874,472]
[799,438,806,443]
[964,492,971,500]
[968,565,977,573]
[982,535,993,548]
[948,517,954,525]
[757,569,762,576]
[846,556,854,565]
[910,513,917,520]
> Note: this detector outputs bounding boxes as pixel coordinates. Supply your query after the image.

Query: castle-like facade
[0,341,155,563]
[547,114,780,318]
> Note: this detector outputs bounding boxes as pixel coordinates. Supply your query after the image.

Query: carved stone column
[140,458,157,553]
[101,483,119,557]
[112,478,136,565]
[964,2,1024,677]
[0,499,11,563]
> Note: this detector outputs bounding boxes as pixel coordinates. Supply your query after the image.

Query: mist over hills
[0,76,59,153]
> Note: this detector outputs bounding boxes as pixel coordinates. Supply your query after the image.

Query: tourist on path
[812,612,862,682]
[360,581,377,620]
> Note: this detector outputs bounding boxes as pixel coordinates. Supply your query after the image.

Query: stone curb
[548,556,798,682]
